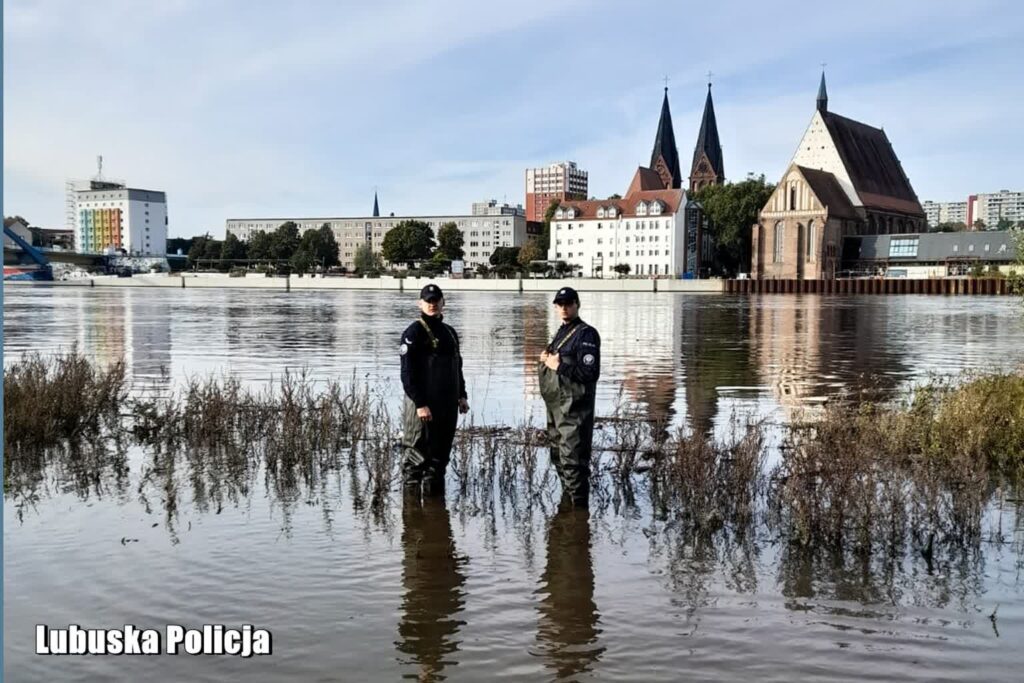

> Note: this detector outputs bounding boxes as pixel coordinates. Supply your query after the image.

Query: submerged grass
[4,351,1023,560]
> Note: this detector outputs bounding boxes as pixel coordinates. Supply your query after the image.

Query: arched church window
[773,221,785,263]
[807,220,816,262]
[789,185,797,211]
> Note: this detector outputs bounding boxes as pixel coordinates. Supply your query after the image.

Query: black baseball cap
[420,283,444,301]
[552,287,579,304]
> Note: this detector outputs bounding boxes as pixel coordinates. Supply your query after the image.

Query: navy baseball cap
[420,283,444,301]
[552,287,579,304]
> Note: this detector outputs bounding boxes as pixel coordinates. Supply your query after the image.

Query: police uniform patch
[399,344,408,355]
[583,353,595,366]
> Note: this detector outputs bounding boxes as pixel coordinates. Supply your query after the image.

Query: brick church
[752,74,926,279]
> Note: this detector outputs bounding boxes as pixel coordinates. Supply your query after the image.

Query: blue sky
[4,0,1023,237]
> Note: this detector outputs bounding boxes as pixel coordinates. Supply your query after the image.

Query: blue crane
[4,224,54,281]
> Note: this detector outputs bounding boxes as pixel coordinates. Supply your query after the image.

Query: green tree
[246,230,275,261]
[475,264,490,277]
[271,222,301,261]
[539,199,561,252]
[932,221,967,233]
[517,241,542,269]
[613,263,631,277]
[692,173,776,275]
[381,220,435,267]
[187,233,216,268]
[494,263,517,278]
[489,246,521,268]
[436,222,465,260]
[973,219,987,231]
[607,193,622,200]
[292,224,340,272]
[554,261,572,277]
[220,232,247,262]
[997,217,1014,231]
[353,243,381,273]
[290,249,314,274]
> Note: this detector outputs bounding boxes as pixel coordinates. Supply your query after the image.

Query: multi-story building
[525,161,588,222]
[547,178,685,278]
[74,181,168,255]
[922,200,968,228]
[471,199,525,217]
[546,84,724,278]
[226,207,528,269]
[967,191,1024,230]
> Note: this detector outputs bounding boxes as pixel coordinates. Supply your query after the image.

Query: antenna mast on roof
[94,155,104,181]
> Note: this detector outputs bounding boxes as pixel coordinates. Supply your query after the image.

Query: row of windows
[557,220,672,232]
[556,234,665,245]
[556,249,667,258]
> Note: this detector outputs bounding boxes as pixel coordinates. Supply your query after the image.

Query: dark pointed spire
[372,190,380,217]
[817,71,828,112]
[690,81,724,190]
[650,87,682,189]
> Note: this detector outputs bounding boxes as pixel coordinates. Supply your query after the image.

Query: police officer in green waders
[539,287,601,507]
[400,284,470,498]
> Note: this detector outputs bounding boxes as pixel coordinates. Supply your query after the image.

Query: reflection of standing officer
[396,497,467,681]
[538,287,601,507]
[400,284,470,498]
[535,503,604,678]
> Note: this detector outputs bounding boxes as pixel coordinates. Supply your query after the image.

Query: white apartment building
[525,161,589,222]
[471,199,525,217]
[75,183,168,255]
[922,200,968,228]
[226,211,528,269]
[547,188,686,278]
[969,190,1024,229]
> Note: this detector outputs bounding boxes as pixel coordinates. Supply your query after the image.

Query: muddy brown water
[4,287,1024,681]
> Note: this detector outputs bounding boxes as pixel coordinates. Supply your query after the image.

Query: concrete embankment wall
[9,274,725,294]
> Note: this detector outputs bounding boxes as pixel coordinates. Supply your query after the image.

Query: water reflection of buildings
[749,298,912,418]
[535,506,604,678]
[77,290,172,388]
[396,499,467,682]
[679,299,757,434]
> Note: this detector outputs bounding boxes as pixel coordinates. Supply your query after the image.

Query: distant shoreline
[5,274,725,294]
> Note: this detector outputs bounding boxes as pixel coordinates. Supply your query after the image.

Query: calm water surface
[4,287,1024,681]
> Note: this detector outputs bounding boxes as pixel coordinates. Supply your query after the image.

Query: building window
[789,185,797,211]
[807,220,816,262]
[889,237,919,258]
[773,222,785,263]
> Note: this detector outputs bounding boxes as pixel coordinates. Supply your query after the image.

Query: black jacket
[547,318,601,386]
[400,313,467,408]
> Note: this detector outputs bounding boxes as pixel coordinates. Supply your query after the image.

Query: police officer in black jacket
[539,287,601,507]
[400,284,470,497]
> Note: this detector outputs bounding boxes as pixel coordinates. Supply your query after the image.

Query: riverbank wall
[5,274,724,294]
[9,275,1019,295]
[726,277,1017,295]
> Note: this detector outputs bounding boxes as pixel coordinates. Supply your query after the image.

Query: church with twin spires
[548,83,725,278]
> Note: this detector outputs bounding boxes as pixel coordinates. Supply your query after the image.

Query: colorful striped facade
[78,207,124,252]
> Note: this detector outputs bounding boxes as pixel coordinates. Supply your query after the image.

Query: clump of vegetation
[4,352,1022,565]
[3,350,127,452]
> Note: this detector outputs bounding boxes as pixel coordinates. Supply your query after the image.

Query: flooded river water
[4,287,1023,681]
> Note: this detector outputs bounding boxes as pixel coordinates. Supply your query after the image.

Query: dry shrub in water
[3,351,127,452]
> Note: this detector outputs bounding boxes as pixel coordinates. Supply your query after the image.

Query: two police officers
[399,284,470,498]
[399,283,601,506]
[539,287,601,507]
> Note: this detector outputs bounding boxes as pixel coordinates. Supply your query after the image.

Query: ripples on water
[4,287,1024,681]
